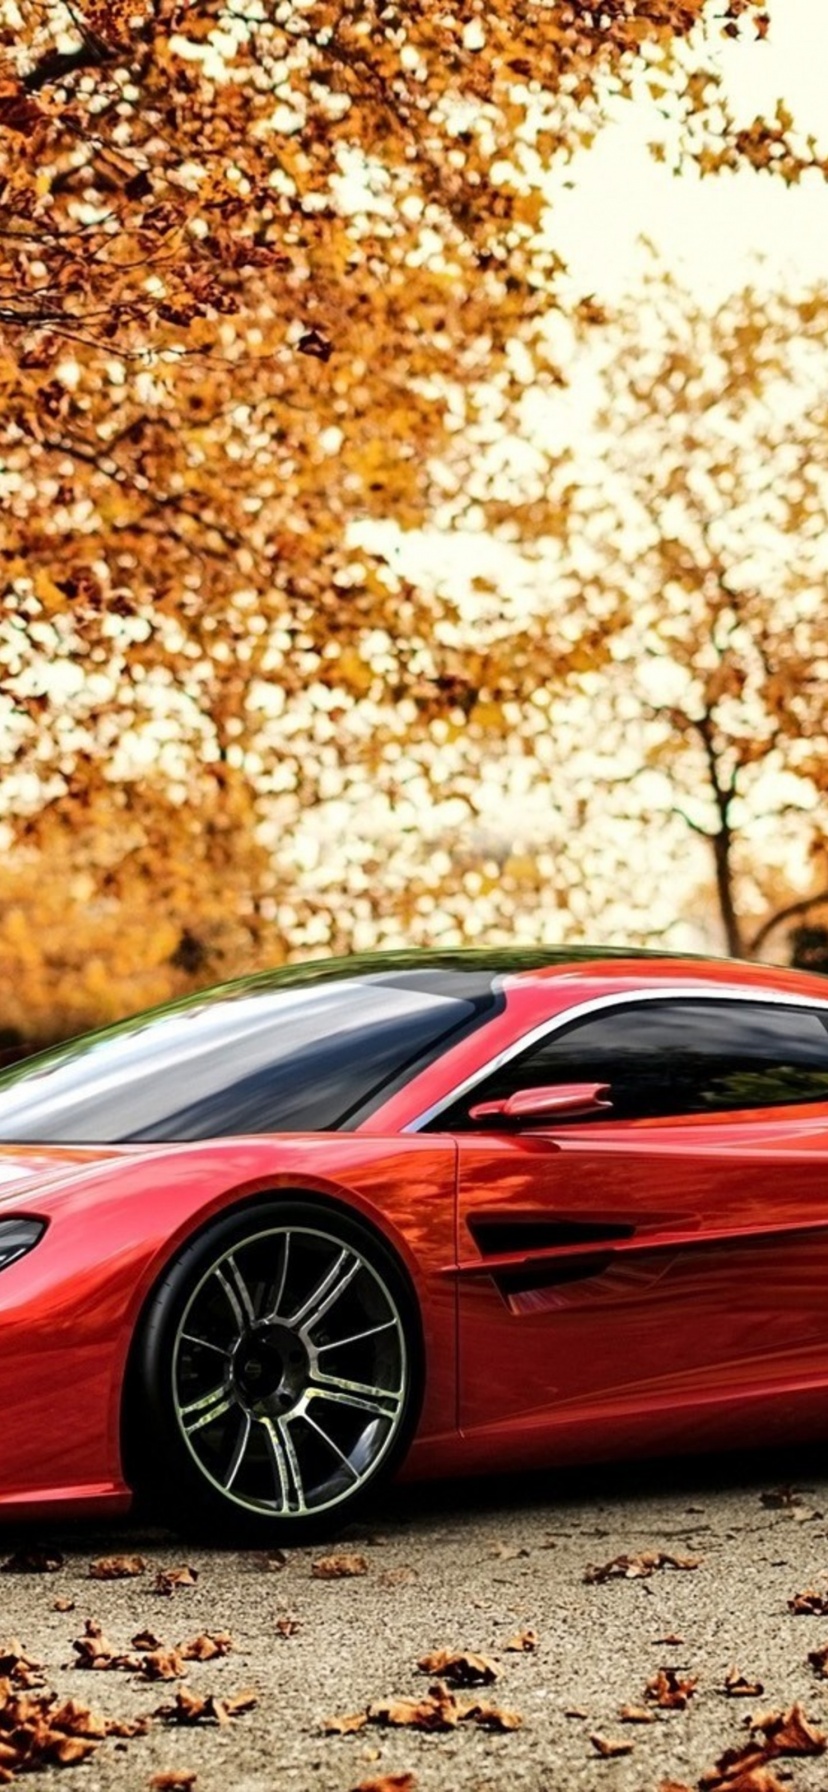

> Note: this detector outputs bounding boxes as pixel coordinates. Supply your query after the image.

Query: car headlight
[0,1218,45,1271]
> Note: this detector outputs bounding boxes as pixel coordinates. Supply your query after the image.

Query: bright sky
[346,0,828,948]
[554,0,828,302]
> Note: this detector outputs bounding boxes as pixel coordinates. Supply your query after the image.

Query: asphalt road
[4,1447,828,1792]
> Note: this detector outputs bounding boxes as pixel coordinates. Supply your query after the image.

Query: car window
[436,998,828,1128]
[0,972,497,1143]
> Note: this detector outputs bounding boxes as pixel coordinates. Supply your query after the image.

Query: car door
[448,993,828,1451]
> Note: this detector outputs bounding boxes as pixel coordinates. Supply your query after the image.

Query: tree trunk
[712,824,744,958]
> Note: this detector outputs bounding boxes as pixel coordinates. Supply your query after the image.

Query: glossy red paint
[4,952,828,1522]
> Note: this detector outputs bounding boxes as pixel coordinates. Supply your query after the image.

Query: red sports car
[3,945,828,1541]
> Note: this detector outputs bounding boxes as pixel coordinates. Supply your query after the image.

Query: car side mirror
[468,1082,613,1122]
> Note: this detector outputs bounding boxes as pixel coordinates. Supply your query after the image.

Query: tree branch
[749,889,828,956]
[23,35,118,94]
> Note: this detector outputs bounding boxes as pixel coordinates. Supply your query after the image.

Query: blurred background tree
[2,0,828,1051]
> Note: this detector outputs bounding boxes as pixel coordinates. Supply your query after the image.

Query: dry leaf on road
[156,1687,257,1726]
[155,1567,199,1595]
[461,1699,521,1731]
[181,1634,232,1662]
[139,1648,188,1682]
[322,1711,369,1735]
[89,1555,147,1580]
[591,1733,633,1757]
[788,1587,828,1614]
[72,1619,138,1672]
[149,1774,198,1790]
[0,1640,44,1688]
[503,1629,538,1652]
[416,1650,498,1686]
[349,1776,416,1792]
[368,1684,461,1732]
[585,1550,700,1584]
[312,1554,368,1579]
[619,1704,655,1723]
[724,1667,765,1697]
[751,1702,826,1756]
[645,1667,698,1709]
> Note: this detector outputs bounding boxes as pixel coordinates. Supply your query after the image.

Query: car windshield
[0,966,499,1143]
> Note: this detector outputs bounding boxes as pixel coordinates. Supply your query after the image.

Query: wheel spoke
[315,1318,397,1354]
[289,1247,361,1332]
[216,1254,256,1330]
[301,1409,360,1481]
[262,1416,307,1513]
[181,1332,231,1358]
[222,1411,252,1491]
[261,1232,291,1323]
[180,1381,235,1434]
[306,1369,401,1419]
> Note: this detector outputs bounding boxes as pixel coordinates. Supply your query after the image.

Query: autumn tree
[0,0,820,1040]
[560,270,828,957]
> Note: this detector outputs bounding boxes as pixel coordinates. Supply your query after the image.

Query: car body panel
[5,951,828,1520]
[0,1136,457,1516]
[455,1108,828,1449]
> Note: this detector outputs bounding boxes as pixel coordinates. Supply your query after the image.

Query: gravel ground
[4,1446,828,1791]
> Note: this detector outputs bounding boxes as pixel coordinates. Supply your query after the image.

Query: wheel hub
[232,1322,309,1416]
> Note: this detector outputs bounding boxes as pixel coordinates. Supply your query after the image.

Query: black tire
[126,1197,423,1543]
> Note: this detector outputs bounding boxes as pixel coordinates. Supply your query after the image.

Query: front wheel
[129,1199,422,1542]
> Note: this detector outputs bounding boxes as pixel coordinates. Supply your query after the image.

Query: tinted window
[439,999,828,1127]
[0,970,497,1143]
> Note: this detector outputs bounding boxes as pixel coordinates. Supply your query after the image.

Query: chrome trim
[403,983,828,1132]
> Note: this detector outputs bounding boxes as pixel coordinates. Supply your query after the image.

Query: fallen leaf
[503,1629,538,1652]
[0,1640,44,1688]
[322,1711,369,1735]
[752,1701,827,1756]
[368,1683,460,1732]
[89,1555,147,1580]
[416,1650,498,1686]
[53,1597,75,1613]
[591,1733,633,1757]
[725,1667,765,1697]
[619,1704,655,1723]
[132,1630,164,1651]
[312,1554,368,1579]
[349,1777,416,1792]
[181,1633,232,1662]
[377,1568,417,1588]
[788,1588,828,1615]
[275,1616,301,1638]
[585,1551,700,1584]
[565,1705,589,1718]
[654,1634,684,1645]
[155,1567,199,1594]
[489,1542,530,1560]
[149,1775,198,1790]
[700,1760,787,1791]
[139,1648,189,1682]
[72,1618,138,1672]
[461,1699,521,1731]
[808,1641,828,1677]
[0,1681,138,1778]
[645,1666,698,1710]
[658,1782,694,1792]
[156,1686,257,1725]
[1,1546,64,1574]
